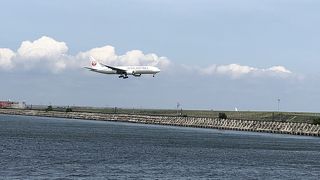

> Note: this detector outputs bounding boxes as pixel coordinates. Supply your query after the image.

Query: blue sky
[1,0,320,112]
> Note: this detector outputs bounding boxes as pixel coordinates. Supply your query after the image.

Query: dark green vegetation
[65,107,73,112]
[45,105,53,112]
[312,118,320,125]
[25,105,320,124]
[218,113,227,119]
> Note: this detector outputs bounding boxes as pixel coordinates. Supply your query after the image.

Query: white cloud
[14,36,69,72]
[0,48,15,69]
[119,50,170,67]
[0,36,291,79]
[0,36,171,73]
[76,47,170,68]
[267,66,291,74]
[195,63,293,79]
[17,36,68,59]
[76,45,118,67]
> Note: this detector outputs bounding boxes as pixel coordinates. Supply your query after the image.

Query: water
[0,115,320,179]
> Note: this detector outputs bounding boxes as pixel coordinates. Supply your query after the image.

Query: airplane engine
[131,71,141,77]
[133,73,141,77]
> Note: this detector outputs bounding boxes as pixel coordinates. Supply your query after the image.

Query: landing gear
[119,74,128,79]
[153,74,155,77]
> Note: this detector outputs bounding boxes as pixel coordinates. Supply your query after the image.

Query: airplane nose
[156,68,161,73]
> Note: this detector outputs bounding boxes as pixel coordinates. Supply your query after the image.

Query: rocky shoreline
[1,109,319,137]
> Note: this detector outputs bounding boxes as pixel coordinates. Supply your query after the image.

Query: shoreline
[0,109,319,137]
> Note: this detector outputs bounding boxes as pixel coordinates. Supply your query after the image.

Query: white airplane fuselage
[86,57,161,79]
[93,66,160,76]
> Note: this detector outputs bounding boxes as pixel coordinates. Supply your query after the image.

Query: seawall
[1,109,319,137]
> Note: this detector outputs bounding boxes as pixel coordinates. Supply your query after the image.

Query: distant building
[0,101,26,109]
[0,101,12,108]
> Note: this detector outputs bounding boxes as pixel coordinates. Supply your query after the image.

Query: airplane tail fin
[90,56,103,68]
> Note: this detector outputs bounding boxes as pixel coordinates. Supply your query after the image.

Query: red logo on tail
[91,61,97,66]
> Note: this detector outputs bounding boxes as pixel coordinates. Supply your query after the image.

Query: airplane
[85,57,161,79]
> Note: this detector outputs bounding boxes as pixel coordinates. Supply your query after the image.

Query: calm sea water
[0,114,320,179]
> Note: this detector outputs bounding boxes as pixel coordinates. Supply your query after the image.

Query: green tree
[312,118,320,125]
[66,107,72,112]
[218,112,227,119]
[46,105,53,112]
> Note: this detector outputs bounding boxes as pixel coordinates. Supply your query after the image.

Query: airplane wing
[84,67,96,71]
[101,64,127,74]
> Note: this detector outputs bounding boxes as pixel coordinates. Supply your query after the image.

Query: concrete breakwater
[1,109,320,137]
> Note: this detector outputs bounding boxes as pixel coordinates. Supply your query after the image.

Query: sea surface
[0,114,320,179]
